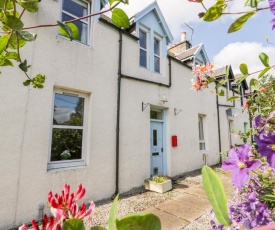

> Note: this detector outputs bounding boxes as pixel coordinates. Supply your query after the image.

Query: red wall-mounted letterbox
[171,135,177,147]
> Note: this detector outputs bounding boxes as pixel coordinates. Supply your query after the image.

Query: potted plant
[144,176,172,193]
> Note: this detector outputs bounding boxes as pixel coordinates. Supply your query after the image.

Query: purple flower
[270,18,275,30]
[253,115,265,134]
[254,133,275,167]
[268,0,275,29]
[269,0,275,15]
[222,144,261,189]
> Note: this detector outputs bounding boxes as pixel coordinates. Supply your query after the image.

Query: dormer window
[139,29,148,68]
[154,37,160,73]
[61,0,90,45]
[139,27,163,74]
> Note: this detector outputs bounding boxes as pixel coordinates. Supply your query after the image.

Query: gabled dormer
[168,35,210,67]
[129,2,173,74]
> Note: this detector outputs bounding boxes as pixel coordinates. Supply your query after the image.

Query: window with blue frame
[154,37,160,73]
[61,0,90,44]
[139,29,148,68]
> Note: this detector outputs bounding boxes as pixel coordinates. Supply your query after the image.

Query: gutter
[115,29,123,196]
[215,81,235,164]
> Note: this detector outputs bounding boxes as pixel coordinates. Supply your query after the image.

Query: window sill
[139,66,162,75]
[47,160,87,172]
[56,34,90,48]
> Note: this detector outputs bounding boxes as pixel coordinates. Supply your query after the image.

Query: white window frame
[60,0,91,45]
[139,27,149,69]
[48,88,88,170]
[198,115,206,152]
[153,34,161,73]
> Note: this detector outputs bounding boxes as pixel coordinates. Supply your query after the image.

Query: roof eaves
[132,2,173,44]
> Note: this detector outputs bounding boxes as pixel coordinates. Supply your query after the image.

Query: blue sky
[191,10,274,60]
[117,0,275,76]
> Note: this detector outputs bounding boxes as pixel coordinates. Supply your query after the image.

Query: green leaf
[0,0,5,9]
[61,219,85,230]
[249,78,259,91]
[17,0,39,13]
[227,96,239,102]
[239,63,248,75]
[57,21,74,41]
[259,52,269,67]
[3,15,24,31]
[5,52,18,60]
[258,67,271,78]
[207,77,215,84]
[108,194,119,230]
[23,80,31,86]
[262,195,275,201]
[58,22,80,40]
[90,227,107,230]
[261,107,272,111]
[18,31,37,41]
[228,11,255,33]
[218,89,225,96]
[112,8,130,29]
[0,34,9,53]
[19,60,28,72]
[109,0,119,5]
[0,58,13,66]
[116,213,161,230]
[202,166,230,226]
[9,33,27,49]
[203,6,223,22]
[245,0,264,7]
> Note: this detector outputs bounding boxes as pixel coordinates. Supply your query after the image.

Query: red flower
[48,183,85,212]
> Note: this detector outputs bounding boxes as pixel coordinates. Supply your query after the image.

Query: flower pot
[144,179,172,193]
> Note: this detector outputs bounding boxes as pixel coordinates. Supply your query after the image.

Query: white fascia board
[132,2,174,44]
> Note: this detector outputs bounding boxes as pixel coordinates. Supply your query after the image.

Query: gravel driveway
[85,168,214,229]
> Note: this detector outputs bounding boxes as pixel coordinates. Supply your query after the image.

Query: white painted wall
[0,1,249,228]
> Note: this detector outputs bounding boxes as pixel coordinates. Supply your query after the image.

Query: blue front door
[150,122,163,176]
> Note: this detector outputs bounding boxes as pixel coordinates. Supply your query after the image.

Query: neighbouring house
[0,0,249,228]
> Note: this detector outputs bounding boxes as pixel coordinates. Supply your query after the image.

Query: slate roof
[174,44,202,61]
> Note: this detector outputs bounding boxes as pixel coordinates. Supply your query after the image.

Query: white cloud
[213,42,275,80]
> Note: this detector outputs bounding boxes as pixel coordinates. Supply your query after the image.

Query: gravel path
[85,168,215,229]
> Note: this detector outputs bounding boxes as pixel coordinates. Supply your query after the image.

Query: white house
[0,0,249,228]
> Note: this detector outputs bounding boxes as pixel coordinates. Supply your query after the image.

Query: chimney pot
[181,32,186,42]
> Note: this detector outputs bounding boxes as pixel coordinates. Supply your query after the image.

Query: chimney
[181,32,186,42]
[168,32,191,55]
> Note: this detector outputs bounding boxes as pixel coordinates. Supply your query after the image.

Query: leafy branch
[0,0,130,88]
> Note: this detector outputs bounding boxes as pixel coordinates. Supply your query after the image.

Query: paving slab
[144,207,189,230]
[173,193,211,211]
[155,199,205,222]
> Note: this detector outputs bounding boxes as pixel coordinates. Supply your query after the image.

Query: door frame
[150,108,167,176]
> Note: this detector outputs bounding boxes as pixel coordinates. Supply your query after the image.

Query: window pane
[154,38,160,55]
[198,116,204,140]
[61,14,87,44]
[139,30,147,49]
[53,93,84,126]
[140,49,147,68]
[63,0,88,20]
[150,110,162,119]
[51,128,83,161]
[153,130,157,146]
[154,56,160,73]
[200,142,205,150]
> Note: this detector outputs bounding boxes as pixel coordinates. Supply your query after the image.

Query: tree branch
[22,1,121,30]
